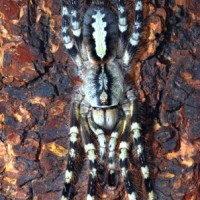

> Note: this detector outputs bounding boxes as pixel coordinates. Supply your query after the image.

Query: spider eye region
[100,90,108,104]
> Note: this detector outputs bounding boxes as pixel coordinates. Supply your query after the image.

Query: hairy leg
[123,0,143,69]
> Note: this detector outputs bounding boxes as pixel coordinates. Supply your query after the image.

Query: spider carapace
[61,0,155,199]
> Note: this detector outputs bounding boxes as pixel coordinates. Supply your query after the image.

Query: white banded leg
[126,86,155,200]
[88,118,107,185]
[131,122,155,200]
[61,1,82,67]
[88,118,106,163]
[70,0,82,49]
[62,102,80,200]
[119,108,137,200]
[123,0,143,67]
[108,119,123,188]
[114,0,128,56]
[81,115,98,200]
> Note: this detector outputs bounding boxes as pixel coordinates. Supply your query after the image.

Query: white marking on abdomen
[91,10,107,60]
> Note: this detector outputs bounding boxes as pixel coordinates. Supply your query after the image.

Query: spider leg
[108,119,124,188]
[131,123,155,200]
[88,118,106,163]
[61,0,82,67]
[62,98,81,200]
[88,118,107,185]
[113,0,128,57]
[69,0,82,50]
[126,88,155,200]
[80,104,98,200]
[123,0,143,68]
[119,104,137,200]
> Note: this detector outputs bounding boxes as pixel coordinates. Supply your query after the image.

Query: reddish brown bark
[0,0,199,200]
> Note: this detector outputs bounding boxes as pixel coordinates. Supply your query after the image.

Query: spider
[61,0,155,199]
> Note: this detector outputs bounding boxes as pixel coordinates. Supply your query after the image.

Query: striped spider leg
[79,102,98,200]
[62,98,99,200]
[122,0,143,69]
[107,118,124,188]
[117,87,155,200]
[89,114,125,188]
[62,95,81,200]
[61,0,83,67]
[118,102,138,200]
[87,117,107,185]
[114,0,128,57]
[127,88,155,200]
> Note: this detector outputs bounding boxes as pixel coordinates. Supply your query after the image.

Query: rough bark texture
[0,0,200,200]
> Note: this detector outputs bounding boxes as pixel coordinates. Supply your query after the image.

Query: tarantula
[61,0,155,199]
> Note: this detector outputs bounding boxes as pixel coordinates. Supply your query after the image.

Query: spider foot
[108,169,118,189]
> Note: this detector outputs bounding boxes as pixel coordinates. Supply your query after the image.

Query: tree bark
[0,0,199,199]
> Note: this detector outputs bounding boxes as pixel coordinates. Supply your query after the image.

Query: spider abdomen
[83,5,118,63]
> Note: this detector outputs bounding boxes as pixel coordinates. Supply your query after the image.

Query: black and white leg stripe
[114,0,128,56]
[126,87,155,200]
[84,143,97,200]
[61,1,82,67]
[62,102,80,200]
[108,131,119,176]
[119,141,137,200]
[70,0,82,48]
[116,0,128,33]
[62,127,78,200]
[123,0,143,66]
[81,116,98,200]
[119,111,137,200]
[108,120,123,188]
[61,4,73,49]
[131,122,155,200]
[88,118,106,163]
